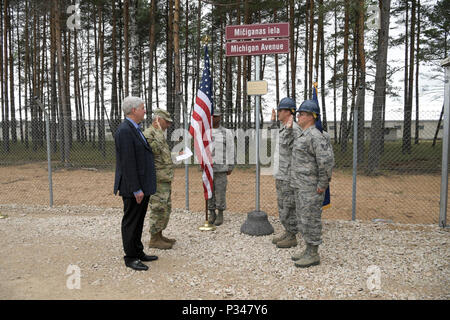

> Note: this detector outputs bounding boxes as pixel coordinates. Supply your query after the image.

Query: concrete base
[240,210,274,236]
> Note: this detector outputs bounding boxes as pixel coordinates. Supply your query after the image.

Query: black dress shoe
[139,254,158,262]
[125,259,149,271]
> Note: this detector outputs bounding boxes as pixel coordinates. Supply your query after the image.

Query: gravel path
[0,204,448,299]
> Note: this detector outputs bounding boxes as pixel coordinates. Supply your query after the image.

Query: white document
[176,147,193,162]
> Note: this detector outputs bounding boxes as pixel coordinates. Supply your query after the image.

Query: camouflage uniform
[143,125,174,235]
[208,125,235,211]
[289,126,334,246]
[272,120,301,234]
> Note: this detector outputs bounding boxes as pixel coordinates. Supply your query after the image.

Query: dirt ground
[0,163,448,300]
[0,162,445,224]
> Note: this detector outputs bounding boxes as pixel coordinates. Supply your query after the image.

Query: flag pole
[199,196,216,231]
[198,35,215,231]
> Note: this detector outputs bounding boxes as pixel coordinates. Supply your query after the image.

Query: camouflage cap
[154,108,173,122]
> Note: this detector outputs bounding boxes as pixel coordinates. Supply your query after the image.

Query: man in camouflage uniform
[208,108,235,226]
[270,97,302,248]
[143,108,176,250]
[287,100,334,268]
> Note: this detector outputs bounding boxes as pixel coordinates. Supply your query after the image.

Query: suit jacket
[114,119,157,197]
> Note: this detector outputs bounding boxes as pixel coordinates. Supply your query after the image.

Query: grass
[333,140,443,174]
[0,139,444,174]
[0,140,116,170]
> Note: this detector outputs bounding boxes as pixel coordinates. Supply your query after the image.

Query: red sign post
[224,22,290,235]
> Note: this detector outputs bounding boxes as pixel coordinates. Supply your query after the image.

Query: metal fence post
[352,107,358,221]
[35,98,53,207]
[439,58,450,228]
[179,92,190,211]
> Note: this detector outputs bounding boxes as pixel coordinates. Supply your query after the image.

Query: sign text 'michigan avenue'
[226,39,289,57]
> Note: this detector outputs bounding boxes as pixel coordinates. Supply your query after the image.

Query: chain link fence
[0,109,448,225]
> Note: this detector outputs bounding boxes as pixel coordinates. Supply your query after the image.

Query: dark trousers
[121,195,150,262]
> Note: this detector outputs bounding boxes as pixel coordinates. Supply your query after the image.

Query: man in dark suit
[114,96,158,271]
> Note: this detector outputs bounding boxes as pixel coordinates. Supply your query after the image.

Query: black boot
[208,209,216,224]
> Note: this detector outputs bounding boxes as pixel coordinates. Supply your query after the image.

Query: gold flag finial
[202,35,210,45]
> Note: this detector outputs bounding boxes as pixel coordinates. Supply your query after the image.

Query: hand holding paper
[176,147,193,162]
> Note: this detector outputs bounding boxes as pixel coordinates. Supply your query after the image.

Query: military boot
[214,210,224,226]
[276,232,297,248]
[161,231,176,244]
[208,209,216,225]
[272,231,289,245]
[291,234,306,261]
[294,244,320,268]
[149,231,173,250]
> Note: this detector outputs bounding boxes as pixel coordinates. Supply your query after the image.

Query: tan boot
[214,210,223,226]
[291,234,305,261]
[294,244,320,268]
[272,231,289,244]
[149,231,173,250]
[161,231,176,244]
[276,232,297,248]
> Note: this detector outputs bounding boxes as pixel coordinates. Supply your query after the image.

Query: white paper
[176,147,193,162]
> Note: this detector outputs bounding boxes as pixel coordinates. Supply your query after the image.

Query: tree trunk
[124,0,129,97]
[242,0,249,129]
[17,7,23,144]
[87,4,92,142]
[130,0,141,97]
[184,0,189,127]
[333,0,337,141]
[54,0,70,164]
[414,0,420,145]
[289,0,296,99]
[111,0,119,136]
[367,0,391,174]
[304,0,309,101]
[174,0,181,131]
[24,0,29,149]
[148,0,157,125]
[319,0,327,131]
[154,47,160,109]
[166,0,174,146]
[218,18,224,114]
[308,0,314,99]
[356,0,366,165]
[340,0,349,152]
[99,4,106,156]
[8,3,15,144]
[3,0,10,152]
[432,104,444,147]
[403,0,415,155]
[64,28,72,149]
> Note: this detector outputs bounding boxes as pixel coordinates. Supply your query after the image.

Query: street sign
[247,81,268,96]
[226,23,289,41]
[225,39,289,57]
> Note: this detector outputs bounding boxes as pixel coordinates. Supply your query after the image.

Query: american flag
[189,46,214,200]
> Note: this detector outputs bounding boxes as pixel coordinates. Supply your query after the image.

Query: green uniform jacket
[143,126,174,183]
